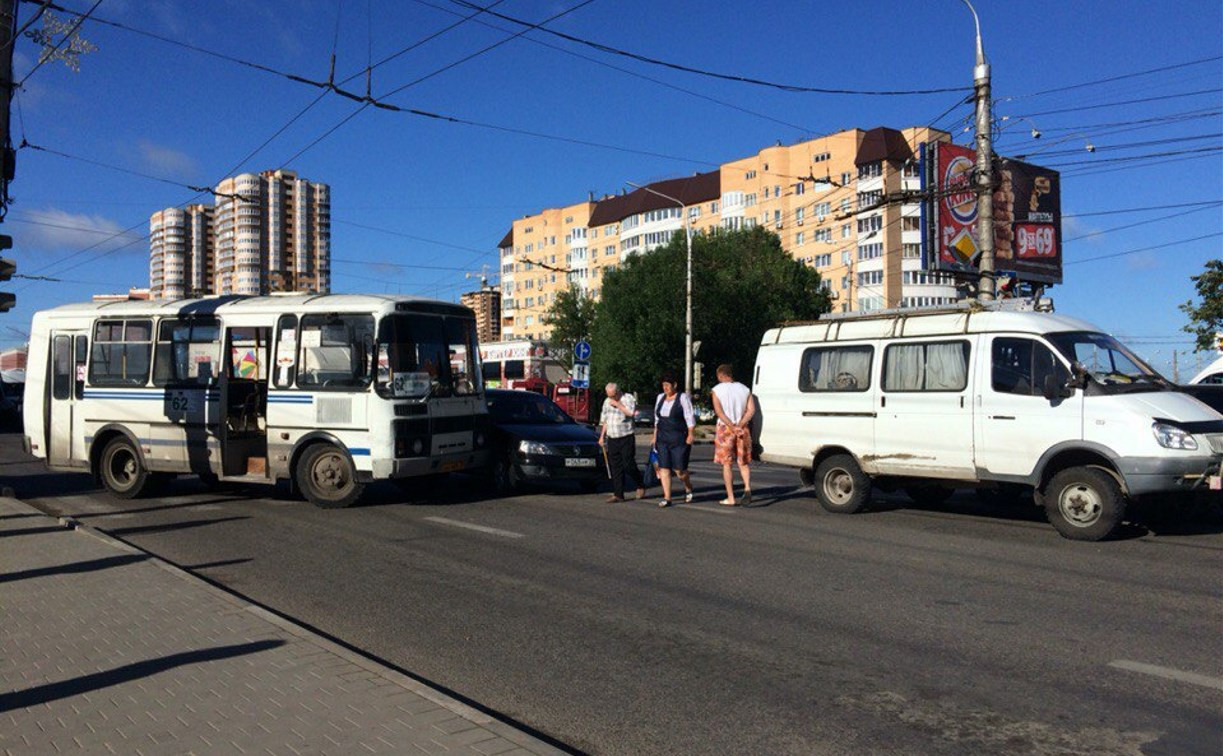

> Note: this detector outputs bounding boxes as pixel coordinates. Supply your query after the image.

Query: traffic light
[0,234,15,313]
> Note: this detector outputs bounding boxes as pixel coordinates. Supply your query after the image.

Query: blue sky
[7,0,1222,377]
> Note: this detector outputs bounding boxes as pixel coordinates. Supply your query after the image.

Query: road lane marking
[1108,660,1223,691]
[423,516,524,539]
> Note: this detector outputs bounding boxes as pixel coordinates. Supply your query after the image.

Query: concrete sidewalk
[0,497,563,755]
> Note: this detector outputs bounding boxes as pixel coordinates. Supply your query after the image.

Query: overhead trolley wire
[446,0,967,96]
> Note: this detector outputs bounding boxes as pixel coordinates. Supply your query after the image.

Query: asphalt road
[5,429,1222,755]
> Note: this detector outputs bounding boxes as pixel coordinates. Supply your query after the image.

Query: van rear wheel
[297,444,365,509]
[1043,466,1126,541]
[814,454,871,514]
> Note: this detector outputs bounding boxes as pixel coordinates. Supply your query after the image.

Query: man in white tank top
[710,363,755,506]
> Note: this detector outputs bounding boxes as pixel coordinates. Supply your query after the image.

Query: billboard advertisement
[925,142,1063,285]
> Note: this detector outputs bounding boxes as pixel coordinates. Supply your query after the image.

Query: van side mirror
[1068,361,1089,389]
[1042,374,1073,401]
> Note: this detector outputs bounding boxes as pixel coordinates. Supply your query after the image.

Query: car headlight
[518,440,552,455]
[1152,422,1198,451]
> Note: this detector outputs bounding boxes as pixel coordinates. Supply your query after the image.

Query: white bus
[23,294,492,508]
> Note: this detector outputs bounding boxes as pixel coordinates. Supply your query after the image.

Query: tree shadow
[0,640,285,713]
[0,554,149,584]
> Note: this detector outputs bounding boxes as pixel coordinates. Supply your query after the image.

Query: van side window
[153,318,220,386]
[90,319,153,386]
[883,341,970,392]
[992,338,1070,396]
[799,345,873,392]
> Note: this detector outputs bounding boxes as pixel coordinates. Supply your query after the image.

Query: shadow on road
[108,516,251,537]
[0,553,150,584]
[0,524,70,538]
[0,640,285,713]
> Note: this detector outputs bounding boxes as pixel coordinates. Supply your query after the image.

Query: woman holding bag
[652,370,695,508]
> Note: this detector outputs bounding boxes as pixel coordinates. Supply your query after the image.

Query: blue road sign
[574,340,592,361]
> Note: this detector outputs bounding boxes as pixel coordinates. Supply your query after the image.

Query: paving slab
[0,497,564,755]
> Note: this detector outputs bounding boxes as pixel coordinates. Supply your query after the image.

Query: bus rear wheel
[297,444,365,509]
[99,436,153,499]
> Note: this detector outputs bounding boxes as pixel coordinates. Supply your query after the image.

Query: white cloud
[1061,215,1103,244]
[1124,252,1162,272]
[137,139,198,178]
[15,207,144,257]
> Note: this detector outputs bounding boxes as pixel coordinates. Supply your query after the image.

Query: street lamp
[626,180,694,395]
[961,0,995,301]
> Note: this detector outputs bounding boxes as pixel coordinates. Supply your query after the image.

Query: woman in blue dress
[651,370,696,508]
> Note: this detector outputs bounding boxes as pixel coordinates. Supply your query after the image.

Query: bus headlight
[474,431,486,448]
[412,438,425,455]
[1152,422,1198,451]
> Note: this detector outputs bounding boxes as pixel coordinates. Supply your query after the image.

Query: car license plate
[565,458,596,468]
[440,460,467,473]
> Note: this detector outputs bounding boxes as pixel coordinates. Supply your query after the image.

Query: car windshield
[487,392,571,425]
[1046,331,1168,390]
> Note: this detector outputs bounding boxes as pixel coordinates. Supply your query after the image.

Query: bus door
[219,325,270,477]
[47,331,88,465]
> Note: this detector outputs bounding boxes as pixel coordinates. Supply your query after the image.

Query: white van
[1189,354,1223,385]
[753,300,1223,541]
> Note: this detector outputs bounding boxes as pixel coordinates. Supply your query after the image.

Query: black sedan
[485,389,605,493]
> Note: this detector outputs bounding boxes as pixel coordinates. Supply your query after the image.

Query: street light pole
[626,181,694,395]
[962,0,995,301]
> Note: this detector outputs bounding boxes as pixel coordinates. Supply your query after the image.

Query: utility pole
[0,0,14,204]
[1172,350,1179,383]
[962,0,995,301]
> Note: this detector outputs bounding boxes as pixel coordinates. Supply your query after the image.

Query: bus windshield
[1045,331,1169,390]
[377,314,480,398]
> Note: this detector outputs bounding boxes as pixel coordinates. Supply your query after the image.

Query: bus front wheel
[99,436,153,499]
[297,444,365,509]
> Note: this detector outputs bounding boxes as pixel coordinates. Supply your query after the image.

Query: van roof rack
[781,297,1054,327]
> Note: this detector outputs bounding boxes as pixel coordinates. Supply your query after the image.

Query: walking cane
[601,443,612,479]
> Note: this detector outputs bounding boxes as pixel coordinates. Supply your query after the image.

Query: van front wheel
[814,454,871,514]
[1043,466,1126,541]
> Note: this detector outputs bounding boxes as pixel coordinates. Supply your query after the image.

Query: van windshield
[1046,331,1169,391]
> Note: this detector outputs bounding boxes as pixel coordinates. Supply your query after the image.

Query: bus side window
[74,334,87,399]
[52,335,71,400]
[274,315,298,388]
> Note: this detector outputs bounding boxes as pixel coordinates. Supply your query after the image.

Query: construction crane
[465,265,496,290]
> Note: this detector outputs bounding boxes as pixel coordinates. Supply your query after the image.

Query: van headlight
[518,440,552,455]
[1152,422,1198,451]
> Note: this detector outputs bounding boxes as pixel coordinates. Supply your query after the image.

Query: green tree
[591,226,831,397]
[1181,259,1223,352]
[545,285,598,370]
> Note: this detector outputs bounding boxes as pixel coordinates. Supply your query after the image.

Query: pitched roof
[587,170,721,227]
[497,228,513,249]
[855,127,914,165]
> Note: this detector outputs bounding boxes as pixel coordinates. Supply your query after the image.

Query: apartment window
[903,243,922,259]
[524,226,534,234]
[745,193,757,207]
[841,198,851,212]
[800,345,873,392]
[857,270,884,286]
[689,206,701,220]
[564,216,573,224]
[815,202,831,219]
[902,216,921,232]
[815,229,833,242]
[90,320,153,386]
[902,160,920,178]
[857,191,882,209]
[841,250,852,265]
[814,253,832,267]
[858,296,885,312]
[774,185,781,197]
[858,243,883,260]
[841,223,852,239]
[883,341,971,392]
[840,171,852,185]
[746,170,757,179]
[811,152,832,163]
[858,215,883,234]
[795,207,805,224]
[858,162,883,179]
[795,231,805,245]
[794,182,806,196]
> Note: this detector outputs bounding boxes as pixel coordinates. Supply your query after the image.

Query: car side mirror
[1043,374,1073,401]
[1067,361,1089,389]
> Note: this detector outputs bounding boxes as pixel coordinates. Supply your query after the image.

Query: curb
[2,497,566,755]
